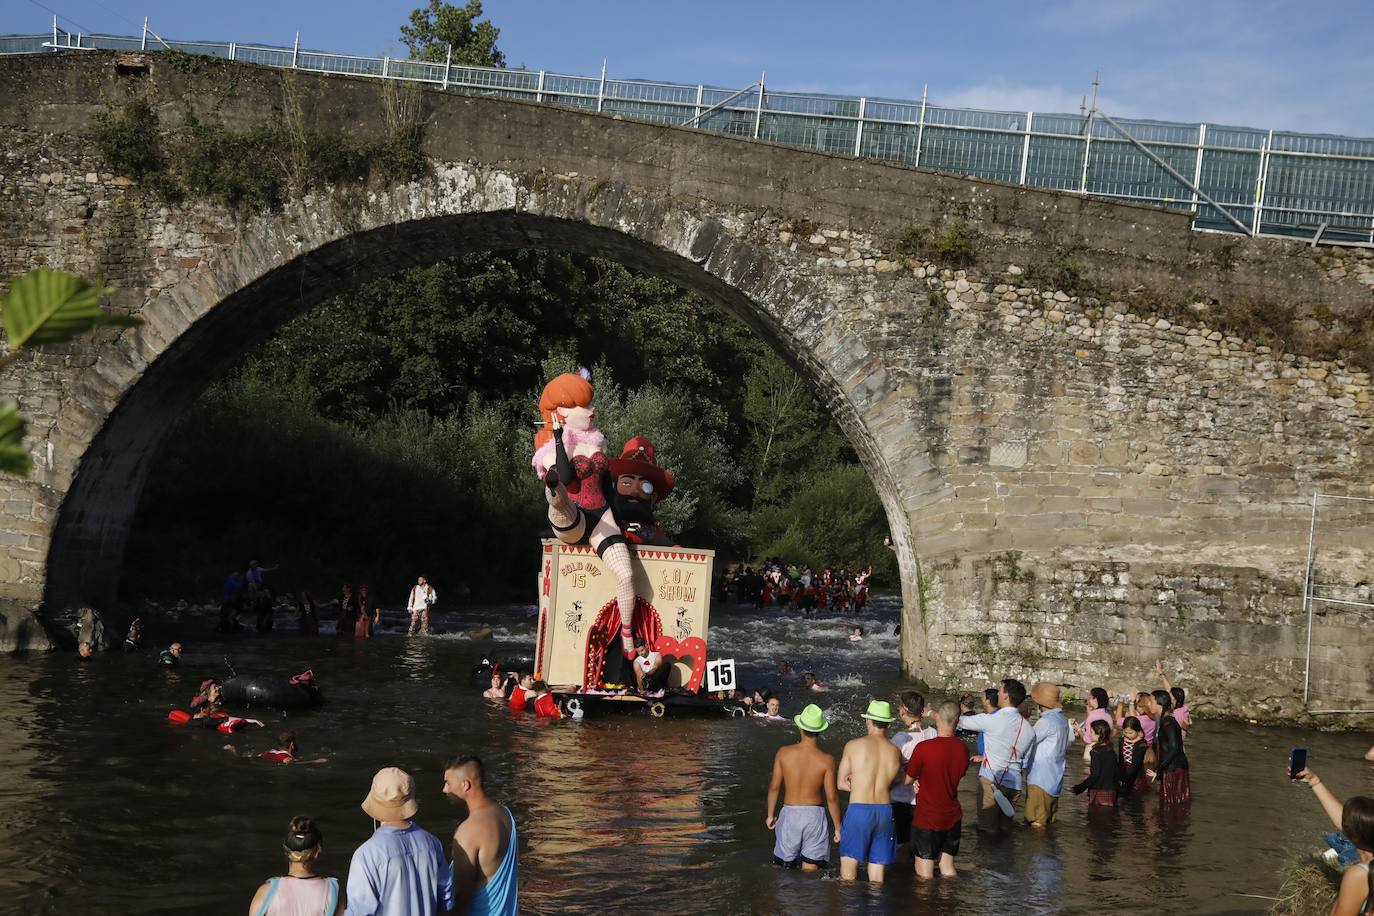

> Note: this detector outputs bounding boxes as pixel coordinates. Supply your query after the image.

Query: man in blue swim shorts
[837,699,903,882]
[765,704,842,871]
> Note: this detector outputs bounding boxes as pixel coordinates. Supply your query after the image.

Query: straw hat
[794,703,829,733]
[861,699,897,723]
[1030,681,1061,709]
[361,767,418,821]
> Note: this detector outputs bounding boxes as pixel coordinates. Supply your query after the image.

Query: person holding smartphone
[1294,766,1374,916]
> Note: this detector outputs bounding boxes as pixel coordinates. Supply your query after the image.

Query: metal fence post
[141,17,148,50]
[1079,113,1093,194]
[1018,111,1033,185]
[229,42,236,61]
[913,85,927,168]
[382,55,390,78]
[1190,123,1206,228]
[693,84,703,126]
[1301,491,1318,706]
[597,59,606,112]
[534,69,545,102]
[1253,128,1273,237]
[442,44,451,90]
[853,97,866,158]
[291,31,299,68]
[753,72,765,139]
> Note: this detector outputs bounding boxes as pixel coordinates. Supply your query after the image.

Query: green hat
[794,703,829,733]
[861,699,896,724]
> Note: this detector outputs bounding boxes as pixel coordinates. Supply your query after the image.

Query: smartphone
[1288,747,1308,781]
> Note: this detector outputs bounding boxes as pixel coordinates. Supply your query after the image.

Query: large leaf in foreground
[0,401,31,476]
[1,269,137,350]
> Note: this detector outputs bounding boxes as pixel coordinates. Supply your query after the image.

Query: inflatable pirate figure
[608,436,674,547]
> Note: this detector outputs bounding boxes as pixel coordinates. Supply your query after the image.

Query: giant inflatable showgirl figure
[533,371,643,679]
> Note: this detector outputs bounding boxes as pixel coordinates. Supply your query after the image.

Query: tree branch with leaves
[0,270,139,476]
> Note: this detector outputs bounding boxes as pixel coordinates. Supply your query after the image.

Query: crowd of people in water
[79,550,1374,915]
[759,664,1374,915]
[723,560,873,613]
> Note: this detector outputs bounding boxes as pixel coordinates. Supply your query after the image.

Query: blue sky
[10,0,1372,136]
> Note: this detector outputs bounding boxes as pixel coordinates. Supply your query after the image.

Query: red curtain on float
[583,597,662,688]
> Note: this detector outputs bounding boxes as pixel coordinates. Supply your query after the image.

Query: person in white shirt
[407,576,437,636]
[889,691,936,855]
[632,638,665,693]
[957,678,1034,832]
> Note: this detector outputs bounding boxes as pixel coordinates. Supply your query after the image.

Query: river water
[0,597,1369,915]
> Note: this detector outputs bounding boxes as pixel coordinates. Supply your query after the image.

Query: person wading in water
[765,704,842,871]
[444,755,519,916]
[837,700,903,883]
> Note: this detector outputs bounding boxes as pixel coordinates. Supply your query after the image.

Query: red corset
[569,452,609,510]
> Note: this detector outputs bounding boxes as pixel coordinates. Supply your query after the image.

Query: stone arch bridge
[1,52,1371,717]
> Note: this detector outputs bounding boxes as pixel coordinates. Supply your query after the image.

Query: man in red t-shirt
[904,700,971,879]
[509,673,535,713]
[531,680,563,719]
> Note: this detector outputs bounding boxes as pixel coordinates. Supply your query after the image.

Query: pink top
[1172,704,1191,737]
[1080,707,1112,743]
[1116,712,1156,744]
[256,876,338,916]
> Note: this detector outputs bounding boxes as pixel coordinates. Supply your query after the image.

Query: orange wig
[534,372,595,452]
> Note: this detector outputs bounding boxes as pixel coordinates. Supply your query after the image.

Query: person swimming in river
[226,731,328,765]
[533,370,666,685]
[170,679,263,733]
[122,618,142,652]
[158,643,181,667]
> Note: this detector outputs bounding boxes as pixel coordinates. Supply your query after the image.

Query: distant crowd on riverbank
[722,560,872,613]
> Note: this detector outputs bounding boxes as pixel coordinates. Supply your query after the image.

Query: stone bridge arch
[2,51,1372,714]
[36,166,931,633]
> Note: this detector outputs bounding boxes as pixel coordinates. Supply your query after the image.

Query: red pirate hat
[609,436,675,499]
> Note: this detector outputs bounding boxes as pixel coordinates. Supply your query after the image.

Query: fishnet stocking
[601,542,638,657]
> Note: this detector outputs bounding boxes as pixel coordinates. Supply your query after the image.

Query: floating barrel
[221,675,323,710]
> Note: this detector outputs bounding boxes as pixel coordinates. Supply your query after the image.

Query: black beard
[612,492,656,527]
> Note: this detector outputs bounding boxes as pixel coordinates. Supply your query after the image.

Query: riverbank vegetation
[121,251,897,604]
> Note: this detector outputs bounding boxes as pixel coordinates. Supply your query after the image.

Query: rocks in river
[465,626,494,640]
[0,603,56,653]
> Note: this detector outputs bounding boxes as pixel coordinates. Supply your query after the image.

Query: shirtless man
[765,703,842,871]
[837,700,903,882]
[445,756,518,916]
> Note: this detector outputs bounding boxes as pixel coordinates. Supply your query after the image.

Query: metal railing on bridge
[5,22,1373,247]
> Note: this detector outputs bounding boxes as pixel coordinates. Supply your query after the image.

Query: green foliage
[891,224,927,259]
[401,0,504,66]
[888,220,977,267]
[162,48,204,74]
[750,464,898,581]
[742,350,853,508]
[91,98,164,185]
[90,91,426,213]
[0,269,130,350]
[0,269,139,476]
[932,219,978,267]
[0,403,29,477]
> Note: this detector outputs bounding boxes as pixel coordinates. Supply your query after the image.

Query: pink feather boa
[532,425,608,477]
